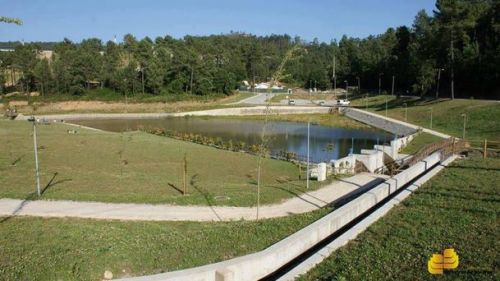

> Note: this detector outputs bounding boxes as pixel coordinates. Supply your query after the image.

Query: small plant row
[145,127,270,156]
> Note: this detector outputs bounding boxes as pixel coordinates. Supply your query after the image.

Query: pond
[72,117,393,163]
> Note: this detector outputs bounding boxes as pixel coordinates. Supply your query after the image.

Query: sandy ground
[0,173,386,222]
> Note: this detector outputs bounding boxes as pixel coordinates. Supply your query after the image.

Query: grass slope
[351,96,500,142]
[0,120,326,206]
[0,209,329,281]
[299,157,499,281]
[400,133,444,155]
[227,113,371,130]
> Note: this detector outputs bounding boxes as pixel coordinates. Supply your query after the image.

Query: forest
[0,0,498,100]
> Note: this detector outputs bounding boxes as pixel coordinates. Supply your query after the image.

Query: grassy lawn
[0,208,329,281]
[350,95,500,142]
[225,113,371,130]
[299,157,499,281]
[0,119,327,206]
[400,132,444,155]
[270,92,336,103]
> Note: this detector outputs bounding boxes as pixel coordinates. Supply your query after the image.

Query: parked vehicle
[337,99,350,106]
[318,101,325,106]
[288,99,296,105]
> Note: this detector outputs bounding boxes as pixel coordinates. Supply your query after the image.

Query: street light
[461,113,467,139]
[385,96,388,117]
[27,116,41,197]
[403,103,407,122]
[344,80,349,98]
[391,75,395,96]
[430,107,433,129]
[436,68,445,99]
[306,121,310,189]
[378,73,384,95]
[356,76,361,95]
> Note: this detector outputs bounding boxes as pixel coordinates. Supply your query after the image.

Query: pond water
[72,117,393,163]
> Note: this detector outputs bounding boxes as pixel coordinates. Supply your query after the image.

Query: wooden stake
[483,139,487,159]
[183,153,187,195]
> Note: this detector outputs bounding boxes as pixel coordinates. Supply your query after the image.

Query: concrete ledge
[117,152,444,281]
[278,155,458,280]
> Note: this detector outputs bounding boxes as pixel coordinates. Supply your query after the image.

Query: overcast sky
[0,0,436,43]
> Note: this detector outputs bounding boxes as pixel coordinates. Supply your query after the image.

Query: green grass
[0,119,327,206]
[224,113,371,130]
[351,95,500,142]
[0,208,330,281]
[400,133,444,155]
[299,157,500,281]
[269,92,337,103]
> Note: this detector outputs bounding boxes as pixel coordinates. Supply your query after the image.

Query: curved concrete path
[0,173,386,222]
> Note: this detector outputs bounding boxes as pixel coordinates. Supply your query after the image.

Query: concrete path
[0,173,386,222]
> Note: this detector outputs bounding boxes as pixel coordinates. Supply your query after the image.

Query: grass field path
[0,173,385,222]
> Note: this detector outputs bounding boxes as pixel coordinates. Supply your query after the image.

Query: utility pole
[391,75,395,96]
[306,121,310,190]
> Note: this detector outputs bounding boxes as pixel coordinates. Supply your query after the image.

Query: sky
[0,0,436,43]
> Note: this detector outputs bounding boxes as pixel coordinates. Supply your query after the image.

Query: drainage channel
[261,160,442,281]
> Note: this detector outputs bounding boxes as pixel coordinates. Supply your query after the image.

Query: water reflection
[72,117,392,163]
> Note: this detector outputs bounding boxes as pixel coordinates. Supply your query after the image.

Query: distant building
[239,81,288,93]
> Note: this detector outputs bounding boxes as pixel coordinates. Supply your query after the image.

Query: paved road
[231,92,277,105]
[0,173,386,222]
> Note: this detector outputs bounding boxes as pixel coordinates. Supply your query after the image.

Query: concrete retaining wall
[118,152,443,281]
[342,107,417,136]
[330,154,356,174]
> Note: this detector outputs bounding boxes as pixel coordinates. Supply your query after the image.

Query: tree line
[0,0,498,99]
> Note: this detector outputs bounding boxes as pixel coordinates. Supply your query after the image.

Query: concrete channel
[118,152,455,281]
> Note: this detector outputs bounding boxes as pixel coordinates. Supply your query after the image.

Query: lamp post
[378,73,384,95]
[436,68,445,99]
[391,75,395,96]
[461,113,467,139]
[28,116,41,197]
[344,80,349,98]
[385,96,388,117]
[306,121,310,189]
[403,103,407,122]
[356,76,361,95]
[430,107,433,129]
[141,66,145,95]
